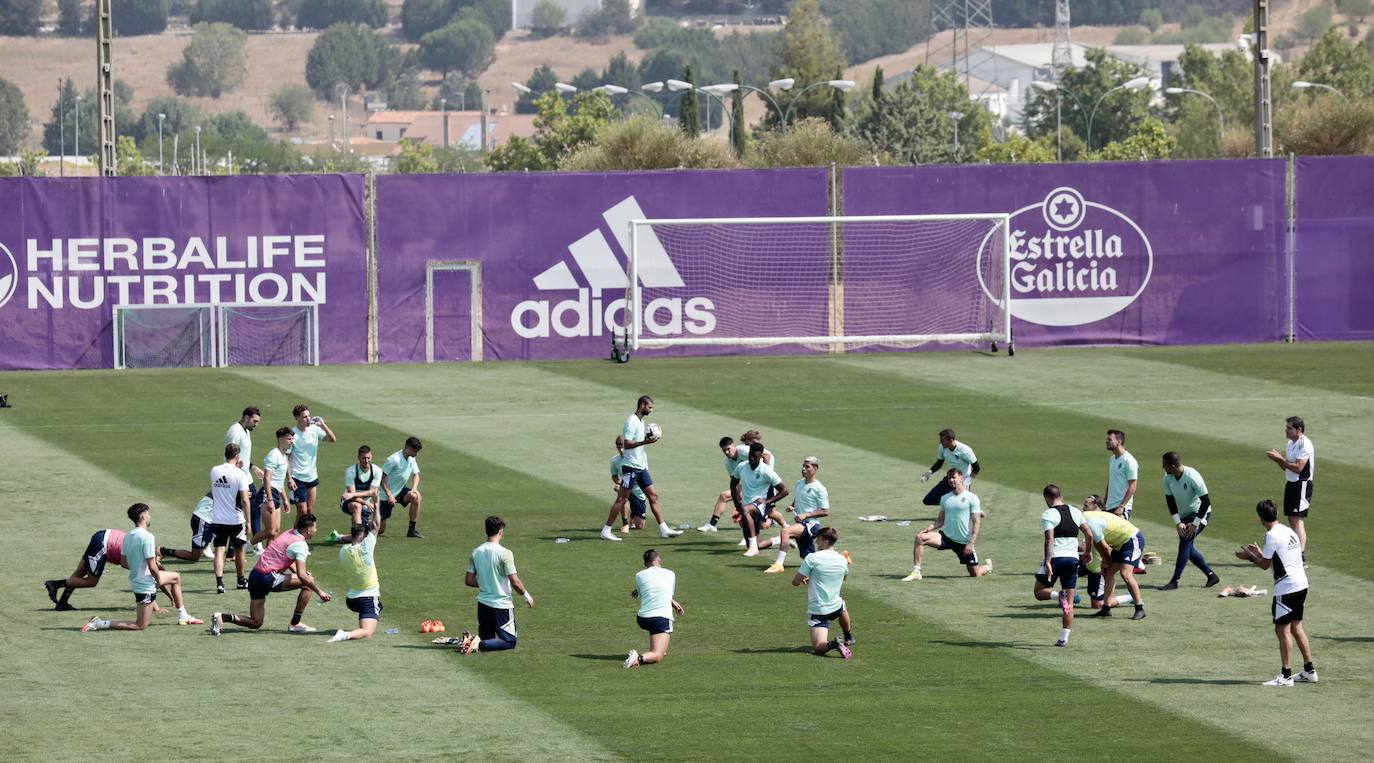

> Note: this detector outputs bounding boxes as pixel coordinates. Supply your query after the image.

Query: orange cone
[432,620,445,633]
[421,620,434,633]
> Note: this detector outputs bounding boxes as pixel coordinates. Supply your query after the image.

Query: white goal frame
[113,302,320,369]
[425,260,483,362]
[626,213,1012,351]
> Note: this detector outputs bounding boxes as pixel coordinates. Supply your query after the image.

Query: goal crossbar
[113,301,320,369]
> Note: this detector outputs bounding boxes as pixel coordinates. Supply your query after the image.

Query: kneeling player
[732,442,789,557]
[330,510,383,643]
[761,456,830,573]
[792,527,853,657]
[1033,485,1092,647]
[903,470,991,581]
[211,513,331,635]
[81,503,201,631]
[625,549,684,668]
[457,516,533,654]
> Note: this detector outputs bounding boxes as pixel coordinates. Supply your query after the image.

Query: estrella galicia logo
[0,242,18,309]
[979,187,1153,327]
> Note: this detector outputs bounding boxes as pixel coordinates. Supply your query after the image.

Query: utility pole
[58,78,65,176]
[97,0,115,176]
[1254,0,1273,157]
[1052,0,1072,78]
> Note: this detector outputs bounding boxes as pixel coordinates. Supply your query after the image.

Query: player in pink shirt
[211,513,331,635]
[44,527,128,611]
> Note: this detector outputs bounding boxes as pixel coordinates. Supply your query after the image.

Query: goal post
[626,213,1012,353]
[112,302,320,369]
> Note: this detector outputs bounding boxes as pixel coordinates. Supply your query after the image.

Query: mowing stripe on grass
[240,362,1374,760]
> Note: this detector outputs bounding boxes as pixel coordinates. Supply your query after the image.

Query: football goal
[113,302,319,369]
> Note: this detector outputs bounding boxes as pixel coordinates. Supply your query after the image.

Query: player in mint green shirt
[624,548,684,668]
[611,436,649,533]
[792,527,852,658]
[1160,451,1220,590]
[920,428,980,506]
[1033,484,1092,647]
[251,427,295,547]
[904,470,991,581]
[82,503,201,632]
[601,396,682,541]
[732,442,790,557]
[288,404,337,515]
[458,516,534,655]
[380,436,424,538]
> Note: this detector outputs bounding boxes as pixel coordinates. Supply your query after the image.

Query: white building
[510,0,641,29]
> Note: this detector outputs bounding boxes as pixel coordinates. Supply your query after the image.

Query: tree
[486,90,615,171]
[1298,6,1334,43]
[529,0,567,37]
[132,97,202,144]
[730,69,746,159]
[772,0,847,127]
[400,0,452,42]
[115,135,155,176]
[305,23,393,97]
[561,114,738,171]
[394,139,483,173]
[1276,95,1374,155]
[0,0,41,35]
[1138,8,1163,32]
[167,23,248,99]
[747,118,879,168]
[678,65,701,138]
[515,64,558,114]
[974,133,1057,164]
[432,73,482,110]
[576,0,639,40]
[190,0,275,30]
[388,69,428,110]
[1022,48,1152,150]
[1114,27,1149,45]
[113,0,170,36]
[1338,0,1373,23]
[458,0,510,39]
[1092,118,1176,161]
[297,0,388,30]
[0,77,30,154]
[42,79,137,156]
[270,84,315,131]
[821,0,926,65]
[851,65,992,164]
[58,0,84,34]
[1297,27,1374,100]
[418,19,496,78]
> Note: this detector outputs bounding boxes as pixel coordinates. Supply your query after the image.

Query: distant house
[1103,43,1237,85]
[363,110,539,150]
[510,0,642,29]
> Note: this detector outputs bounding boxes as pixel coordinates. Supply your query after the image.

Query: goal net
[218,303,319,367]
[113,305,215,370]
[113,303,319,369]
[625,214,1011,352]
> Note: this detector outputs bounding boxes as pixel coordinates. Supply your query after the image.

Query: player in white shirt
[920,429,980,506]
[624,549,685,668]
[210,443,253,594]
[1266,416,1315,552]
[1033,485,1092,647]
[1238,499,1317,687]
[224,406,263,484]
[1104,429,1139,519]
[380,437,424,538]
[251,427,295,547]
[600,396,682,541]
[289,404,337,516]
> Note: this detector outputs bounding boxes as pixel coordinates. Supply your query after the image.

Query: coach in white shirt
[1265,416,1314,552]
[1238,498,1316,687]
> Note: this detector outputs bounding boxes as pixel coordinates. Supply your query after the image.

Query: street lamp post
[1164,87,1225,145]
[1087,76,1150,151]
[157,113,166,175]
[723,78,792,126]
[441,97,449,149]
[328,114,335,148]
[58,78,65,176]
[1030,80,1089,161]
[1292,80,1347,100]
[781,79,856,127]
[667,79,729,134]
[949,110,964,156]
[74,94,82,166]
[193,125,201,175]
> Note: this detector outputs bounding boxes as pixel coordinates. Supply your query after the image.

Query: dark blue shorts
[291,479,319,505]
[619,466,654,491]
[83,531,109,577]
[380,488,411,520]
[1045,557,1079,589]
[191,516,214,550]
[477,602,517,644]
[347,595,383,621]
[939,533,979,565]
[134,591,157,605]
[1077,562,1106,601]
[251,487,284,534]
[636,615,672,635]
[628,492,647,519]
[922,477,955,506]
[1111,531,1145,567]
[807,606,845,629]
[795,519,822,559]
[247,569,286,600]
[339,498,374,525]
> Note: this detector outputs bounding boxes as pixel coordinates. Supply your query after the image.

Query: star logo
[1041,187,1086,232]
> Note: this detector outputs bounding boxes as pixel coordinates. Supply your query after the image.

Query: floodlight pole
[96,0,115,176]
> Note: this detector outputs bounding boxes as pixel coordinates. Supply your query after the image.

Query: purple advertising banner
[0,175,368,370]
[374,169,830,362]
[1293,156,1374,341]
[843,160,1289,346]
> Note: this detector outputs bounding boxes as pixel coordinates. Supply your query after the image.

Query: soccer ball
[646,423,662,440]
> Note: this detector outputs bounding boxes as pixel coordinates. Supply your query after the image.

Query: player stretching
[210,443,252,594]
[1083,508,1147,620]
[159,492,216,563]
[380,437,424,538]
[329,508,383,643]
[456,516,534,654]
[1159,451,1221,590]
[289,404,337,516]
[903,469,991,581]
[919,429,980,505]
[625,549,684,668]
[251,427,294,546]
[1033,485,1092,647]
[792,527,853,658]
[761,456,829,573]
[341,445,383,529]
[732,442,790,557]
[1265,416,1314,553]
[211,513,331,635]
[600,396,682,541]
[1238,499,1317,686]
[612,437,648,532]
[82,503,202,631]
[1104,429,1139,519]
[699,431,773,533]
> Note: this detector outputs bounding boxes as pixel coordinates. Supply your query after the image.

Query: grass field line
[825,352,1373,469]
[0,418,623,762]
[239,365,1374,760]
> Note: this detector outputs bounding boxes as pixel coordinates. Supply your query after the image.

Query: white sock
[178,607,190,619]
[1114,594,1134,605]
[748,537,758,551]
[775,550,787,565]
[1059,628,1071,643]
[658,522,670,533]
[96,619,111,630]
[339,631,351,640]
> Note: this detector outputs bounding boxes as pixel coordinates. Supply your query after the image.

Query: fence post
[1286,154,1296,343]
[366,171,379,363]
[828,162,844,354]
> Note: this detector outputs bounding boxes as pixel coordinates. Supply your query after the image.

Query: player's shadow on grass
[1314,634,1374,643]
[1124,677,1254,686]
[991,612,1056,619]
[927,639,1039,651]
[571,653,627,661]
[732,646,812,655]
[33,606,123,613]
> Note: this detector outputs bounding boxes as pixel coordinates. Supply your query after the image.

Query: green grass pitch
[1,343,1371,760]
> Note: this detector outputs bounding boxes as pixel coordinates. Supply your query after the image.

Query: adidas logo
[510,197,716,340]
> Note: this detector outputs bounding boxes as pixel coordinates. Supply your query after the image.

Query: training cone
[421,620,434,633]
[842,550,854,565]
[432,620,445,633]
